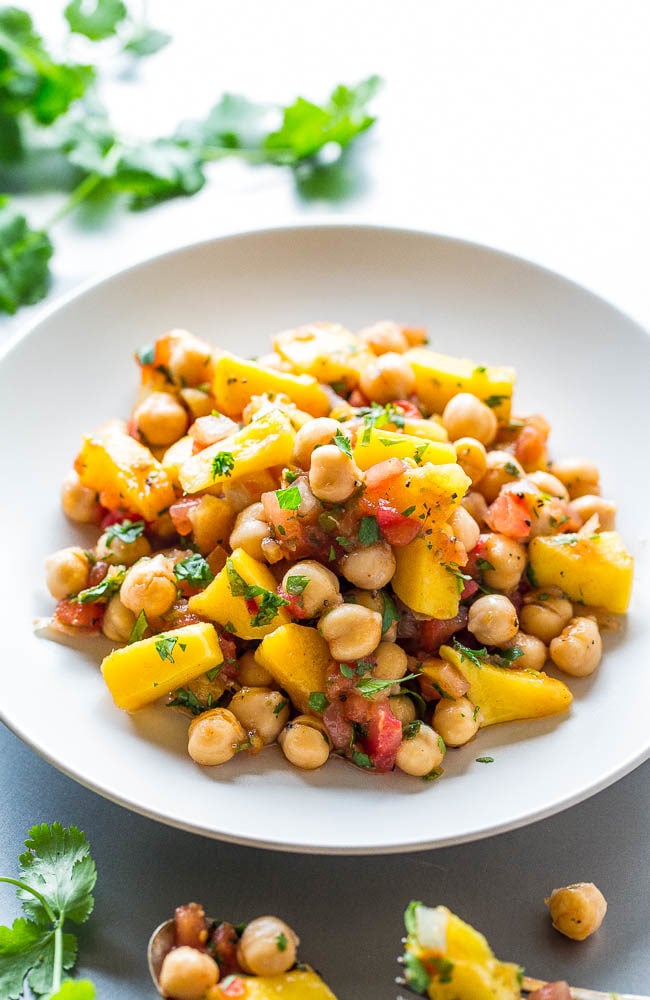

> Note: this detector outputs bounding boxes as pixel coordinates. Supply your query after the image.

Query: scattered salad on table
[41,320,634,779]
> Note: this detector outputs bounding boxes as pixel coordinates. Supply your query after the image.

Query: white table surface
[1,3,649,997]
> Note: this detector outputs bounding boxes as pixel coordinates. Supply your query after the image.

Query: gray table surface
[0,723,648,997]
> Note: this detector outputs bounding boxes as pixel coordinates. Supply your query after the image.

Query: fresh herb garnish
[308,692,329,713]
[104,518,145,547]
[401,505,416,517]
[128,609,148,644]
[358,515,380,546]
[442,562,472,594]
[360,402,406,443]
[403,951,431,994]
[74,567,126,603]
[413,443,430,465]
[493,646,524,667]
[284,575,310,596]
[402,719,422,740]
[276,932,288,952]
[225,559,289,627]
[211,451,235,480]
[504,461,520,477]
[155,636,179,663]
[475,756,495,764]
[333,428,352,457]
[167,687,204,715]
[340,664,355,679]
[476,557,495,573]
[0,823,97,998]
[272,699,289,717]
[355,673,420,698]
[452,638,488,668]
[351,750,373,769]
[380,590,399,635]
[275,486,302,511]
[484,394,509,408]
[174,553,214,587]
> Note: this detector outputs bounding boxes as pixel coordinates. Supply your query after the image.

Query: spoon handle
[523,975,650,999]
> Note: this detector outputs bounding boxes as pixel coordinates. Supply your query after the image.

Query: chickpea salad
[42,321,634,780]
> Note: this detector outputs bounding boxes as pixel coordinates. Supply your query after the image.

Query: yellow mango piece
[188,494,236,553]
[403,417,449,443]
[101,622,223,712]
[188,548,291,640]
[375,462,471,528]
[406,348,516,421]
[393,533,464,619]
[439,644,572,725]
[161,435,194,486]
[272,321,372,392]
[213,352,331,418]
[75,427,176,521]
[353,426,456,470]
[178,410,295,495]
[255,624,332,714]
[217,969,337,1000]
[529,531,633,615]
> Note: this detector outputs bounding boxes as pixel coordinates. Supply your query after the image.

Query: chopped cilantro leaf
[340,663,355,679]
[413,443,430,465]
[211,451,235,479]
[492,646,524,666]
[167,687,204,715]
[128,609,148,644]
[272,699,289,716]
[355,672,420,698]
[284,575,310,596]
[380,590,399,634]
[333,428,352,457]
[484,394,509,408]
[475,756,494,763]
[328,545,337,562]
[75,567,126,603]
[402,719,422,739]
[276,932,288,952]
[250,591,289,628]
[476,557,495,573]
[174,553,214,587]
[452,638,488,668]
[155,636,178,663]
[104,518,145,547]
[275,485,301,510]
[351,750,373,769]
[401,505,416,517]
[284,469,299,484]
[358,515,380,546]
[308,692,329,713]
[64,0,127,41]
[403,951,431,994]
[504,461,521,477]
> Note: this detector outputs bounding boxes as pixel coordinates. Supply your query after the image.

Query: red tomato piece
[100,508,142,530]
[174,902,207,949]
[392,399,422,419]
[364,458,409,497]
[374,500,421,547]
[209,921,242,976]
[419,609,468,652]
[323,703,354,751]
[219,978,246,997]
[364,700,403,772]
[54,598,104,631]
[169,498,201,536]
[485,491,532,540]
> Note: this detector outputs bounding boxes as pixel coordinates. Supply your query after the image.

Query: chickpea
[545,882,607,941]
[166,329,213,386]
[229,687,290,745]
[520,591,573,644]
[120,554,177,618]
[527,470,569,501]
[292,417,345,469]
[479,533,527,592]
[359,351,416,404]
[388,695,417,724]
[319,604,383,661]
[433,696,479,746]
[454,437,487,485]
[237,916,299,976]
[506,631,547,671]
[95,528,151,567]
[60,469,101,523]
[281,560,341,617]
[309,445,363,503]
[357,320,408,355]
[570,494,616,531]
[179,386,214,419]
[229,503,270,561]
[187,709,246,766]
[442,394,497,446]
[395,723,445,777]
[340,541,396,590]
[102,595,136,643]
[158,946,219,1000]
[187,495,235,554]
[549,617,602,677]
[238,650,274,687]
[278,716,331,770]
[550,458,600,499]
[350,588,398,641]
[44,547,90,600]
[133,391,188,447]
[476,451,524,503]
[468,594,519,647]
[448,506,480,554]
[373,641,408,680]
[461,490,488,527]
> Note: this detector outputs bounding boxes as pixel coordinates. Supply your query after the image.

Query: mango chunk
[528,531,633,614]
[188,548,290,640]
[178,410,295,494]
[272,321,373,392]
[75,427,175,521]
[404,904,521,1000]
[374,462,471,528]
[439,644,572,725]
[393,533,465,619]
[353,426,456,470]
[213,352,330,418]
[217,969,337,999]
[405,348,516,421]
[255,624,332,715]
[402,417,449,443]
[101,622,223,712]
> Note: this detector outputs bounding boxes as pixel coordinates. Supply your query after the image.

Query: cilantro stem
[52,917,63,993]
[45,169,105,228]
[0,875,57,923]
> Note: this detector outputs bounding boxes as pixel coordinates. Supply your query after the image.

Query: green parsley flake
[105,518,145,547]
[333,428,352,457]
[174,553,214,587]
[380,590,399,634]
[351,749,373,769]
[155,636,179,663]
[452,638,488,668]
[340,663,355,679]
[413,442,430,465]
[475,756,494,764]
[308,692,329,713]
[273,699,289,716]
[128,609,148,644]
[275,485,302,510]
[358,515,380,546]
[355,672,420,699]
[476,557,496,573]
[225,559,289,626]
[484,394,509,408]
[211,451,235,479]
[75,567,126,603]
[276,932,288,952]
[284,575,310,596]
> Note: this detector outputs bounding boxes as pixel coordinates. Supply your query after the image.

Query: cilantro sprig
[0,823,96,999]
[226,559,289,628]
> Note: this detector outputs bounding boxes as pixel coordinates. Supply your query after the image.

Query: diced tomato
[485,491,532,540]
[348,388,369,407]
[323,703,354,751]
[100,508,142,530]
[276,587,308,620]
[460,578,479,599]
[419,609,468,652]
[374,500,421,547]
[364,458,409,498]
[169,498,201,536]
[87,561,108,588]
[218,631,238,666]
[174,903,208,949]
[209,921,242,976]
[219,977,246,997]
[363,700,403,772]
[54,598,104,631]
[392,399,422,419]
[341,689,372,725]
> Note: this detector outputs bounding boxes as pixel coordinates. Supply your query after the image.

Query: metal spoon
[396,970,649,1000]
[147,919,175,995]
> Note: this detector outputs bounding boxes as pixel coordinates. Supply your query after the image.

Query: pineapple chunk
[218,969,338,999]
[255,624,332,715]
[75,426,175,521]
[272,321,373,392]
[353,426,456,470]
[528,531,633,615]
[392,532,466,620]
[403,904,522,1000]
[188,548,291,640]
[406,348,516,421]
[439,644,572,725]
[101,622,223,712]
[178,409,295,494]
[213,353,330,418]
